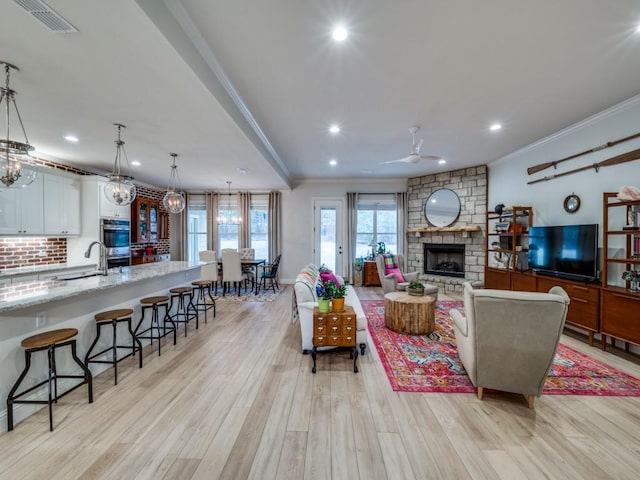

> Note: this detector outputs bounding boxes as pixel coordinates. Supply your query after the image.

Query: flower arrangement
[409,280,424,289]
[328,281,347,299]
[622,270,640,281]
[316,281,333,300]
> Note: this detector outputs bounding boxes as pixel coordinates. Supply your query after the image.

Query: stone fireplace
[424,243,465,278]
[406,166,487,293]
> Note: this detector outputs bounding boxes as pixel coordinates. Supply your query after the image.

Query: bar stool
[85,308,143,386]
[191,281,216,324]
[134,296,176,356]
[7,328,93,432]
[168,287,198,336]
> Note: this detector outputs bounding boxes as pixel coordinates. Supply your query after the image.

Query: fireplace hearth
[424,243,465,278]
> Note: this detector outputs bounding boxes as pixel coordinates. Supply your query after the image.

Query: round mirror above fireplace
[424,189,461,227]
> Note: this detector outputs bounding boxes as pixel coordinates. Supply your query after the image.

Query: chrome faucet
[84,241,108,276]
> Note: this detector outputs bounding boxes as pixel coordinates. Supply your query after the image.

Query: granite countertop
[0,262,98,278]
[0,261,204,313]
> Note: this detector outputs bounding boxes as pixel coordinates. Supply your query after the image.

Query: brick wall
[0,238,66,270]
[407,166,487,293]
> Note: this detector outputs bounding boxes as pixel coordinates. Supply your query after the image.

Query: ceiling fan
[380,126,443,164]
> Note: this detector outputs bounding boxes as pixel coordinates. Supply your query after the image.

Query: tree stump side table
[384,291,435,335]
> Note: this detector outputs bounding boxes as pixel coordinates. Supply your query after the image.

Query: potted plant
[407,280,425,296]
[316,281,333,312]
[328,281,347,312]
[622,269,640,292]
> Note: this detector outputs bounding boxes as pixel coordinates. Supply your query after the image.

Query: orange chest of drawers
[311,306,359,374]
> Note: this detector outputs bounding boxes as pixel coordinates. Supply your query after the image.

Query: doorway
[313,198,344,277]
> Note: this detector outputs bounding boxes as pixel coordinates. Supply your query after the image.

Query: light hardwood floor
[1,286,640,480]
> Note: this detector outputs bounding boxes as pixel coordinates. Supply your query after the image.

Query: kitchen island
[0,261,204,431]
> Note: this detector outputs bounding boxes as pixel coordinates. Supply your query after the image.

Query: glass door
[313,198,344,277]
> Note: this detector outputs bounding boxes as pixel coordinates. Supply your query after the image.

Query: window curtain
[268,191,281,263]
[346,192,359,283]
[239,192,251,248]
[396,191,408,270]
[206,192,219,252]
[172,192,190,261]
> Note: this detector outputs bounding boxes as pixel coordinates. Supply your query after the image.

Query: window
[250,194,269,259]
[218,193,240,251]
[187,194,207,263]
[356,194,397,258]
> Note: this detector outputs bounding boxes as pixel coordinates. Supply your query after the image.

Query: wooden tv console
[484,268,601,346]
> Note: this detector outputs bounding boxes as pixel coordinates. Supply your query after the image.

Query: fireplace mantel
[407,225,481,237]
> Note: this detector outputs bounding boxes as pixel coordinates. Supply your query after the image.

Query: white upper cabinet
[92,179,130,219]
[43,173,81,235]
[0,174,44,235]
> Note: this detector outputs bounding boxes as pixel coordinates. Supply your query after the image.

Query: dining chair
[257,254,281,294]
[239,248,256,291]
[198,250,221,294]
[221,250,245,296]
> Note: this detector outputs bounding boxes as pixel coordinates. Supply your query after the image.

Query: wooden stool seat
[191,280,212,287]
[21,328,78,349]
[94,308,134,322]
[140,296,170,305]
[170,287,192,295]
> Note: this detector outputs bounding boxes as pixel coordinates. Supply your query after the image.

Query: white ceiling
[2,0,640,192]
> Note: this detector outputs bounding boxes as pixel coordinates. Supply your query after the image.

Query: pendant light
[0,61,38,188]
[217,181,241,224]
[162,152,185,214]
[104,123,136,206]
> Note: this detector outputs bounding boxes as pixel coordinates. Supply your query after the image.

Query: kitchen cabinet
[91,178,130,219]
[0,174,44,235]
[43,173,81,235]
[131,197,159,243]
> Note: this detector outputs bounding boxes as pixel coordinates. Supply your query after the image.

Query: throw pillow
[383,253,405,283]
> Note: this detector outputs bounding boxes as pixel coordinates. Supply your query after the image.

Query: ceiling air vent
[13,0,78,33]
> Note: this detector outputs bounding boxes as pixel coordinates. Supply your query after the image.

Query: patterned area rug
[213,285,285,303]
[363,299,640,395]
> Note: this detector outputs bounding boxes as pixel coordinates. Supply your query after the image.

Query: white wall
[280,179,407,282]
[488,94,640,229]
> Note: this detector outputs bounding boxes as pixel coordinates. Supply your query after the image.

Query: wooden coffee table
[384,291,435,335]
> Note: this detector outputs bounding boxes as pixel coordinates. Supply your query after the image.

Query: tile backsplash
[0,237,67,270]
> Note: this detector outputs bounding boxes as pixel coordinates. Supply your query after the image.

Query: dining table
[217,258,266,294]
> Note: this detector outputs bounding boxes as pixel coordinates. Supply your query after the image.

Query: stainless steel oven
[100,218,131,268]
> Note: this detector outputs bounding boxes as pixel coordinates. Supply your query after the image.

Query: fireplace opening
[424,243,465,278]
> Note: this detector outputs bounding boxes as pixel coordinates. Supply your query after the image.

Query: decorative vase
[332,297,345,312]
[408,287,424,296]
[630,280,640,292]
[317,298,331,313]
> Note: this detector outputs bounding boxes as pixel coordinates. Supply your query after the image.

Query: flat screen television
[528,224,599,282]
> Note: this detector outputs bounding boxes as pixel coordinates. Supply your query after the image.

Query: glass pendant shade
[0,61,37,188]
[217,180,241,224]
[162,153,185,214]
[104,123,136,206]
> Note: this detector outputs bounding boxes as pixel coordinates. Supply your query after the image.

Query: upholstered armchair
[375,253,419,293]
[450,282,570,409]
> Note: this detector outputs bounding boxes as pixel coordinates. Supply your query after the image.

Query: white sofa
[292,264,368,355]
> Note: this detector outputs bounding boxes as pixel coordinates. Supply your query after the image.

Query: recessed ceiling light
[329,124,340,134]
[489,123,502,132]
[131,160,141,167]
[332,25,348,42]
[438,158,447,165]
[64,135,79,143]
[329,159,338,166]
[636,23,640,33]
[238,167,249,174]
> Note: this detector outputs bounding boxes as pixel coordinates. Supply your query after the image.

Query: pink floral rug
[363,299,640,395]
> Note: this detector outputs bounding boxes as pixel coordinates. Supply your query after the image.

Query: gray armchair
[450,282,570,409]
[375,253,419,293]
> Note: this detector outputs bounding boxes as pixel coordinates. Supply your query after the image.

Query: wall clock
[563,194,581,214]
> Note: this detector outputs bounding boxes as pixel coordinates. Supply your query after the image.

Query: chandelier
[162,152,185,214]
[217,181,241,225]
[104,123,136,206]
[0,61,38,188]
